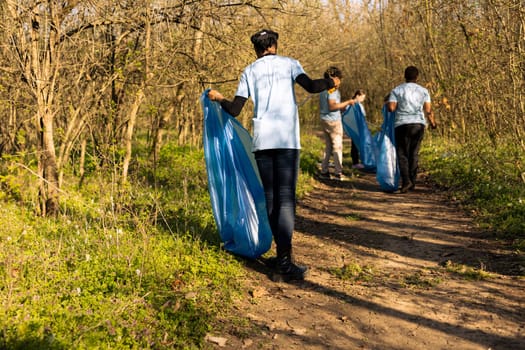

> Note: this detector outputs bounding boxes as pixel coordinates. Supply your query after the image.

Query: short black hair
[352,89,366,99]
[324,66,342,79]
[251,29,279,53]
[404,66,419,81]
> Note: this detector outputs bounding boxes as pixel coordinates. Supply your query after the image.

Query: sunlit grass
[329,261,375,283]
[421,139,525,239]
[0,144,244,349]
[442,260,493,281]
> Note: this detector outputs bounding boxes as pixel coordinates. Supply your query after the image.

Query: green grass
[0,206,243,349]
[0,135,331,349]
[329,261,374,283]
[402,271,443,289]
[442,260,493,281]
[298,134,324,197]
[421,139,525,240]
[0,145,244,349]
[345,213,363,221]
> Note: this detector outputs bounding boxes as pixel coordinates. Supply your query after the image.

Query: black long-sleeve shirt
[220,73,335,117]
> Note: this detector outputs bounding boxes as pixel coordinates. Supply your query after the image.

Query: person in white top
[208,29,336,281]
[387,66,437,193]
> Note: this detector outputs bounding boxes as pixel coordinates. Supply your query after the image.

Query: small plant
[330,262,374,283]
[345,213,362,221]
[402,271,443,289]
[443,260,493,280]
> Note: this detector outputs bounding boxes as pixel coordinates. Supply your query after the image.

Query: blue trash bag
[342,103,376,170]
[374,105,399,192]
[201,90,272,259]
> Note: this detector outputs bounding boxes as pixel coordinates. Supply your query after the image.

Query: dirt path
[211,171,525,350]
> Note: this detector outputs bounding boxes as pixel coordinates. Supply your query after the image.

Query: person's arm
[387,101,397,113]
[207,90,247,117]
[296,73,335,94]
[423,101,437,129]
[328,97,355,112]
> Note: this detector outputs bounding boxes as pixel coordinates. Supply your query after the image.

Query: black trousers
[350,140,360,165]
[254,149,299,257]
[394,123,425,186]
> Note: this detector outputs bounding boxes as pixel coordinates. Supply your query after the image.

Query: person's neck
[257,47,277,58]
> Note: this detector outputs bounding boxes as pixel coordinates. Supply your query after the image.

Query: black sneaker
[271,255,308,282]
[272,263,308,282]
[399,181,414,193]
[318,172,331,180]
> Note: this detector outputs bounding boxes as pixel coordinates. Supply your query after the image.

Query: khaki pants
[320,119,343,175]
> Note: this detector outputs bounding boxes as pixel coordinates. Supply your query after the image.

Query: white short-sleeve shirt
[388,82,431,128]
[235,55,305,152]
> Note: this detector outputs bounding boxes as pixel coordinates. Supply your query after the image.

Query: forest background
[0,0,523,348]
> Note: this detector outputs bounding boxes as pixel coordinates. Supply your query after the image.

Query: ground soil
[209,168,525,350]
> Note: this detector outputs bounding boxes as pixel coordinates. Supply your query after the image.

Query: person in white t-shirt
[208,29,336,281]
[387,66,437,193]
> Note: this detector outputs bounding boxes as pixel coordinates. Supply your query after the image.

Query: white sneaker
[334,174,348,181]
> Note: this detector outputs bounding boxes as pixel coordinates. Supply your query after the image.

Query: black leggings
[254,149,299,256]
[351,140,360,165]
[395,123,425,186]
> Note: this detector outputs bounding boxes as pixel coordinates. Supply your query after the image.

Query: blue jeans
[395,123,425,186]
[254,149,299,256]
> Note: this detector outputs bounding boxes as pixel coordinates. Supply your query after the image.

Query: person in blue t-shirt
[208,29,336,281]
[318,67,357,181]
[387,66,437,193]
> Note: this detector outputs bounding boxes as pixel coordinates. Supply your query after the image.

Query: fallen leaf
[242,339,253,348]
[184,292,197,300]
[205,334,228,347]
[249,286,267,298]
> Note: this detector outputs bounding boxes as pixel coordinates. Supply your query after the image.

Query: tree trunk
[30,7,60,216]
[39,112,60,216]
[121,89,145,184]
[121,8,151,184]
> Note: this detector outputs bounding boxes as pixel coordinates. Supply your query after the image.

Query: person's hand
[208,89,223,102]
[430,121,437,129]
[355,94,366,103]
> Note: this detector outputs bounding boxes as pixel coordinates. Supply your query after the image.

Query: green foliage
[299,134,324,177]
[297,134,324,197]
[0,143,245,349]
[120,143,219,243]
[0,152,37,204]
[0,206,242,349]
[345,213,363,221]
[330,261,374,282]
[442,260,493,281]
[402,271,443,289]
[421,140,525,239]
